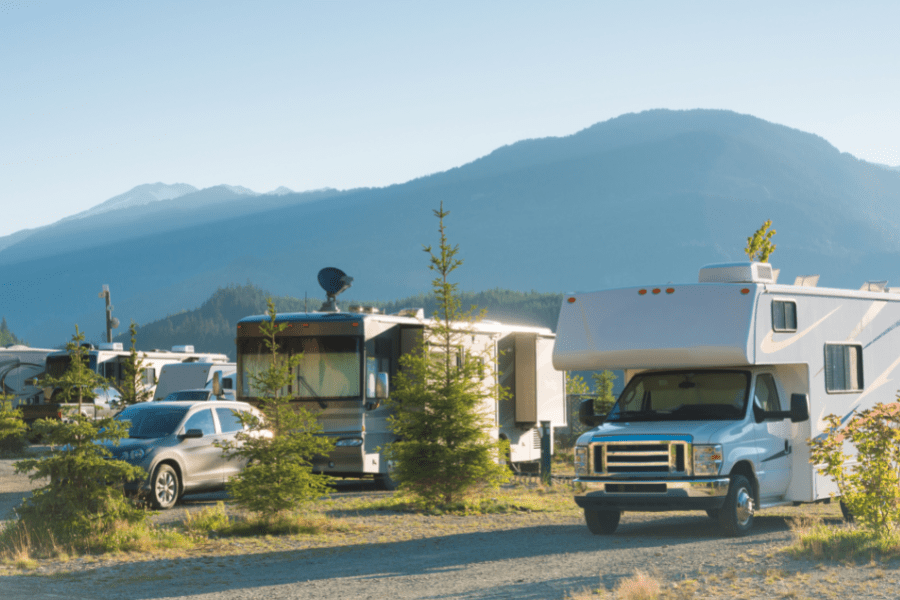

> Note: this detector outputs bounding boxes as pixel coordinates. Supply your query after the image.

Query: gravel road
[3,457,900,600]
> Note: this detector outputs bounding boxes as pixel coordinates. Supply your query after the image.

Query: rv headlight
[574,445,589,477]
[335,437,364,447]
[693,444,723,476]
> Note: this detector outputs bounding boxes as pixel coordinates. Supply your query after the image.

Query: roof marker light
[567,297,576,303]
[652,288,661,295]
[638,289,647,296]
[741,288,750,295]
[666,288,675,294]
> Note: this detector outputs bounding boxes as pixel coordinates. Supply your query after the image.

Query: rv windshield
[238,336,361,400]
[606,370,750,422]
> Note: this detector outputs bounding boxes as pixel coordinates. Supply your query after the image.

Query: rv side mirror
[790,393,810,423]
[578,398,605,428]
[212,372,222,397]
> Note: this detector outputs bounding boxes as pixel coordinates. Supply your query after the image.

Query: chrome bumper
[574,477,730,512]
[575,477,730,498]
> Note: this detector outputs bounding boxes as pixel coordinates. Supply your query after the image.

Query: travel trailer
[554,262,900,536]
[235,268,566,488]
[153,362,237,401]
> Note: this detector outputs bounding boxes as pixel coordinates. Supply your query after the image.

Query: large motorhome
[554,262,900,536]
[235,270,566,488]
[0,345,56,407]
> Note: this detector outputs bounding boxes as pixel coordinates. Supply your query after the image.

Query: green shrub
[0,398,28,457]
[809,400,900,532]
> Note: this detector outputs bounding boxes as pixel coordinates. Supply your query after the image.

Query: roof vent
[395,308,425,319]
[698,262,776,284]
[861,281,888,292]
[793,275,820,287]
[98,342,123,351]
[172,345,195,353]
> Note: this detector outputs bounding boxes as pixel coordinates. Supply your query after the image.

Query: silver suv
[104,400,261,509]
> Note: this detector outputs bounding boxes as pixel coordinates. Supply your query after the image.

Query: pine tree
[40,326,108,415]
[118,321,154,405]
[591,370,618,415]
[217,298,334,521]
[385,203,510,507]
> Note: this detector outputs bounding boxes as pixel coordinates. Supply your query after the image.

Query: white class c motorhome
[553,262,900,537]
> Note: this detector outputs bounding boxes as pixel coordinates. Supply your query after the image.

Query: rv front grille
[589,439,691,476]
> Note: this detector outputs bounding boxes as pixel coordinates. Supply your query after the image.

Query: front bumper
[574,477,730,512]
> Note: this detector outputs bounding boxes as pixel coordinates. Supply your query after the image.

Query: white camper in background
[235,268,566,488]
[153,362,237,401]
[0,345,56,407]
[554,262,900,536]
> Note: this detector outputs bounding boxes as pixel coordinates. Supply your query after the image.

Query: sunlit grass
[785,517,900,561]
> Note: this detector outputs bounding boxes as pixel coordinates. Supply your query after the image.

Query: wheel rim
[155,471,176,505]
[735,487,754,527]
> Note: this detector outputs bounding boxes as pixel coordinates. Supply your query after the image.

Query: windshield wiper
[296,375,327,409]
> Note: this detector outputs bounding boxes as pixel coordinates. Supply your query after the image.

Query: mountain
[3,108,900,348]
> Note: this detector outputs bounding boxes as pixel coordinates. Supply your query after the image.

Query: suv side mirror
[180,428,204,439]
[578,398,605,428]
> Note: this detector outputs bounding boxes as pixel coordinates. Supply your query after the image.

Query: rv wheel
[584,508,620,535]
[839,500,854,523]
[718,475,754,537]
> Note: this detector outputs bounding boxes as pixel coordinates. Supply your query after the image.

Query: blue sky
[2,0,898,237]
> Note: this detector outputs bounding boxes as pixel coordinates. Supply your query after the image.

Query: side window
[142,367,156,387]
[183,408,216,436]
[215,408,244,433]
[754,374,781,412]
[824,344,863,392]
[772,300,797,332]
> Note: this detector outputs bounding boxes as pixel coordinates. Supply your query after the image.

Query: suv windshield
[163,391,211,401]
[115,405,191,438]
[606,370,750,422]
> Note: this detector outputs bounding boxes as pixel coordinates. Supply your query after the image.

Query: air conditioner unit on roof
[698,262,776,284]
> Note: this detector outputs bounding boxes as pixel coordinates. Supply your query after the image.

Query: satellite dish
[318,267,353,296]
[317,267,353,312]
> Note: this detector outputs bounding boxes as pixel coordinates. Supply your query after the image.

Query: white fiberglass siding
[553,284,757,371]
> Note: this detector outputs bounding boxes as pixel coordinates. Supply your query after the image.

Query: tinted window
[116,405,190,438]
[216,408,245,433]
[183,408,216,436]
[825,344,863,392]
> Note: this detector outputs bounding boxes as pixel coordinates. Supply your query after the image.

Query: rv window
[824,344,863,392]
[142,368,156,387]
[772,300,797,332]
[103,361,119,381]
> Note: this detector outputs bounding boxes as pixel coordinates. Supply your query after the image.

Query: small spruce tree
[385,203,510,507]
[118,321,154,405]
[40,326,108,415]
[0,394,28,457]
[12,329,146,551]
[218,298,334,522]
[745,220,776,262]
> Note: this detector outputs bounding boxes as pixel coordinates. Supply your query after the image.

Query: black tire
[150,464,180,510]
[705,509,720,520]
[839,499,854,523]
[374,472,398,491]
[718,475,754,537]
[584,508,620,535]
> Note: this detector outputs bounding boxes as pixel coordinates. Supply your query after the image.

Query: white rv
[554,262,900,536]
[153,362,237,401]
[235,307,566,488]
[38,343,230,413]
[0,345,56,407]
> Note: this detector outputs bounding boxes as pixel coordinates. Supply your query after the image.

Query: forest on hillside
[114,284,565,360]
[0,318,24,346]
